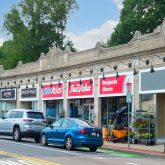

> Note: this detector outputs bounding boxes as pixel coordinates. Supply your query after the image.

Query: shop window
[141,94,154,113]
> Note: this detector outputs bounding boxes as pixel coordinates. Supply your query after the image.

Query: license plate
[91,132,96,136]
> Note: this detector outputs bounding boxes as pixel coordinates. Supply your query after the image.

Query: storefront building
[139,67,165,143]
[0,20,165,143]
[19,86,39,110]
[67,78,95,124]
[42,82,64,122]
[0,87,17,116]
[99,73,133,126]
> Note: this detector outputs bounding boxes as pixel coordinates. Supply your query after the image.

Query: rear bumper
[73,138,103,147]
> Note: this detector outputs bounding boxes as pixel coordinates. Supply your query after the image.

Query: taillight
[23,119,33,123]
[80,129,88,134]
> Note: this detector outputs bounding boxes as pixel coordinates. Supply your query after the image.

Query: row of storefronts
[0,67,165,143]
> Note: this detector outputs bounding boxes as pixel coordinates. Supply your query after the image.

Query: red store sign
[67,79,94,98]
[99,74,133,96]
[42,83,63,99]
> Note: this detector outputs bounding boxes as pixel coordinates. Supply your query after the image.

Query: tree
[107,0,165,47]
[2,0,78,69]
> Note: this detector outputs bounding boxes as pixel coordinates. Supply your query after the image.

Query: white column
[94,77,101,128]
[63,81,69,117]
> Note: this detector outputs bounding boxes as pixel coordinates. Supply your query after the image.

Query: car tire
[40,134,48,146]
[89,146,98,152]
[34,136,40,143]
[65,136,73,150]
[13,127,21,141]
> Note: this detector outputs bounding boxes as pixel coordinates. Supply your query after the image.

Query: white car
[0,109,47,142]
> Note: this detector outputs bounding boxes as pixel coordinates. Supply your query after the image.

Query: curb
[101,145,165,159]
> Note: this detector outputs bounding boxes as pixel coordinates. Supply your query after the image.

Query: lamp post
[126,80,132,148]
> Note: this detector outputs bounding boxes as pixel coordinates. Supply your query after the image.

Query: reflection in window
[141,94,154,113]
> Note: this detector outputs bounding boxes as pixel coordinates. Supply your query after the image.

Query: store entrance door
[83,104,94,124]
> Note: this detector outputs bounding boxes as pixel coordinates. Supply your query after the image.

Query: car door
[57,119,72,145]
[47,119,63,144]
[4,111,18,134]
[0,111,11,134]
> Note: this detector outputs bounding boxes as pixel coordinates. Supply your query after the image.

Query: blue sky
[0,0,123,50]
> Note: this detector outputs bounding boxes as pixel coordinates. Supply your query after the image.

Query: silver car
[0,109,47,142]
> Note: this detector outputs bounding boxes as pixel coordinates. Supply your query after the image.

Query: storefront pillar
[94,77,101,128]
[63,81,69,117]
[134,75,139,111]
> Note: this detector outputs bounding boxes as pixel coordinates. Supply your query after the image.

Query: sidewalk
[102,141,165,158]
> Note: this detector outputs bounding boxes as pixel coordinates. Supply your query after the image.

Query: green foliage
[107,0,165,47]
[1,0,78,69]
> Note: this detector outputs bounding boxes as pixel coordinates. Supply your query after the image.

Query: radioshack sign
[99,74,133,97]
[42,82,63,100]
[67,78,94,98]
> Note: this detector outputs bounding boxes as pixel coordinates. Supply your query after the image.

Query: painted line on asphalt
[126,163,141,165]
[0,150,60,165]
[0,139,106,160]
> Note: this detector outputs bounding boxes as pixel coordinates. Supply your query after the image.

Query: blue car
[40,118,103,152]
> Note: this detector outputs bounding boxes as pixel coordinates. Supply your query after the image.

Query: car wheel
[40,134,48,146]
[13,127,21,141]
[34,136,40,143]
[65,136,73,150]
[89,146,98,152]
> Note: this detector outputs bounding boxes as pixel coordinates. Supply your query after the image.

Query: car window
[51,119,63,128]
[9,111,18,118]
[9,111,24,118]
[73,119,92,127]
[61,119,71,128]
[27,112,44,119]
[3,111,10,119]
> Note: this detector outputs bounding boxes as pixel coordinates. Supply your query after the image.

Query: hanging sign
[0,88,17,100]
[67,79,94,98]
[99,74,133,97]
[42,82,63,99]
[21,88,37,98]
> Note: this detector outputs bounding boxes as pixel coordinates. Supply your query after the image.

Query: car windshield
[73,119,92,127]
[27,112,44,119]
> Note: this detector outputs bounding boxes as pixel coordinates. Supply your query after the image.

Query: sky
[0,0,123,50]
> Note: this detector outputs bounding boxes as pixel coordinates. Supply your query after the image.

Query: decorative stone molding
[132,31,142,40]
[17,61,23,67]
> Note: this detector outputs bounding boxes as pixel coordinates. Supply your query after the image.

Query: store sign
[21,88,37,98]
[140,68,165,93]
[99,74,133,96]
[1,88,16,100]
[67,79,94,98]
[42,83,63,99]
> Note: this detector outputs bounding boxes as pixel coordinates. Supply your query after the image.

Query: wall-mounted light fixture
[79,71,82,85]
[101,68,105,80]
[150,54,165,73]
[90,69,93,84]
[69,73,71,86]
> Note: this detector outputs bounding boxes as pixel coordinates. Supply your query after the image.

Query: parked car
[40,118,103,152]
[0,109,47,142]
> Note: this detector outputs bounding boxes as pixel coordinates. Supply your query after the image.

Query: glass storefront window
[101,97,127,126]
[46,100,64,121]
[141,94,154,113]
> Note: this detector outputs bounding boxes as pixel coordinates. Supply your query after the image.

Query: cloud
[0,38,4,47]
[65,20,118,51]
[113,0,123,10]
